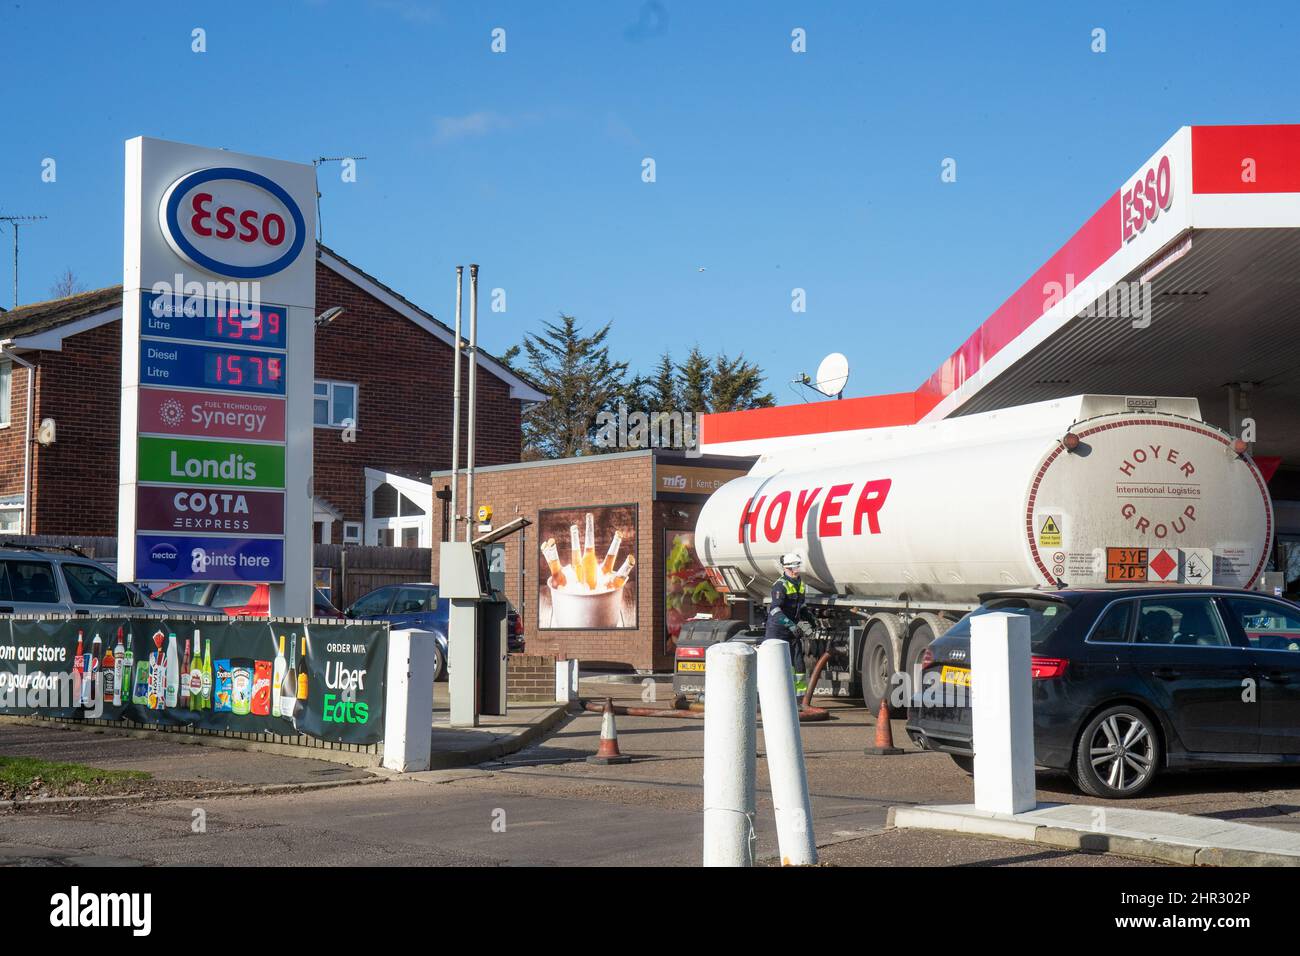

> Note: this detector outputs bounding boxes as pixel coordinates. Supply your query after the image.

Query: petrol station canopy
[701,124,1300,479]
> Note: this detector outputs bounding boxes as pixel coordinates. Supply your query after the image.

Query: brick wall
[5,264,524,535]
[506,653,556,703]
[433,453,681,672]
[312,266,521,525]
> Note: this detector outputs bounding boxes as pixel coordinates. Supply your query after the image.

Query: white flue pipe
[703,641,757,867]
[757,640,817,865]
[971,611,1037,814]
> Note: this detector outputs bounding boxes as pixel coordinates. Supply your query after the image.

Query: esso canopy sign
[1121,154,1173,244]
[158,167,307,279]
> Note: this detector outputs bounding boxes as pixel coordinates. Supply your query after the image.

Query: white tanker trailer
[674,394,1275,710]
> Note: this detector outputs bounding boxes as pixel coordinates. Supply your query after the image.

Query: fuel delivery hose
[579,650,834,722]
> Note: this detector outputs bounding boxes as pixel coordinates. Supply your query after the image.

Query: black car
[906,586,1300,798]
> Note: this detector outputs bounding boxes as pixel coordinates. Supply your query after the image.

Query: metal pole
[757,640,817,865]
[466,264,479,541]
[449,266,464,542]
[703,641,757,866]
[12,224,19,308]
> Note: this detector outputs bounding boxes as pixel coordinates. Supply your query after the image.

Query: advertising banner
[0,617,386,745]
[537,505,637,629]
[138,387,286,443]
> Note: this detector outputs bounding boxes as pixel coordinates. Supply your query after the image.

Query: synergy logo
[158,167,306,279]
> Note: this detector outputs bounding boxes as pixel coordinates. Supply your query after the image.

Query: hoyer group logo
[159,167,306,279]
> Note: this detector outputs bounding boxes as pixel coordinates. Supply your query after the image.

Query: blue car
[344,583,523,681]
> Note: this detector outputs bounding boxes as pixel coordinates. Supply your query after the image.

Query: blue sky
[2,0,1296,399]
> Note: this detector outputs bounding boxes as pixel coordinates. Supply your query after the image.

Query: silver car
[0,546,213,616]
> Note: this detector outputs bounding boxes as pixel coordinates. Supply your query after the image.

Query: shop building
[0,244,542,542]
[431,450,753,672]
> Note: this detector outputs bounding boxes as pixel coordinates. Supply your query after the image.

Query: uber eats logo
[323,661,369,723]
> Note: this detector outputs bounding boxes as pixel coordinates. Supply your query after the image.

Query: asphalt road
[3,681,1300,866]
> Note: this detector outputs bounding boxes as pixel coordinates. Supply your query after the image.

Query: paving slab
[892,801,1300,866]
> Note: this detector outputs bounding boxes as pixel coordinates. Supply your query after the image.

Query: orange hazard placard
[1106,547,1148,582]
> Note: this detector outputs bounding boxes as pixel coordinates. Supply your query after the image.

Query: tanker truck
[673,394,1275,711]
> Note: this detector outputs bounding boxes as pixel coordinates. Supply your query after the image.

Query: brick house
[0,244,542,543]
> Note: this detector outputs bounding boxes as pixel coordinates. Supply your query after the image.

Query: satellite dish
[813,353,850,398]
[36,418,56,446]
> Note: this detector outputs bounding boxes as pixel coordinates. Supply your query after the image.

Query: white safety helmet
[780,552,804,569]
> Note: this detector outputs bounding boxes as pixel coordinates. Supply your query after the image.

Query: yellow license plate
[677,661,705,672]
[940,666,971,687]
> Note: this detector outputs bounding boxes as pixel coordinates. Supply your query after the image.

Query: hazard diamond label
[1148,548,1179,581]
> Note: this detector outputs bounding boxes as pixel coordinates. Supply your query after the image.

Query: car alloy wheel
[1074,705,1159,798]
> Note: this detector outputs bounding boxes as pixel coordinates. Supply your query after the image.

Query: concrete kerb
[887,804,1300,867]
[425,703,569,770]
[0,776,389,813]
[1,702,571,775]
[0,714,384,768]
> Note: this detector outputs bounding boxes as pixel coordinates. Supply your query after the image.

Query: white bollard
[381,628,437,772]
[971,611,1036,814]
[555,658,579,703]
[703,642,757,867]
[757,640,817,866]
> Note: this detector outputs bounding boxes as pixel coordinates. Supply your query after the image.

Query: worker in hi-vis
[765,551,814,694]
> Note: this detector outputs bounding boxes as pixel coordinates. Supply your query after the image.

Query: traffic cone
[863,697,903,755]
[588,697,632,765]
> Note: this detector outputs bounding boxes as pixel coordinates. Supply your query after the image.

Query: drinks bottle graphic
[179,638,192,708]
[113,627,126,707]
[200,637,213,708]
[272,635,286,717]
[72,631,84,707]
[281,633,298,714]
[581,513,598,589]
[165,632,180,708]
[188,630,205,711]
[601,530,623,578]
[297,635,308,704]
[102,637,115,706]
[86,633,101,707]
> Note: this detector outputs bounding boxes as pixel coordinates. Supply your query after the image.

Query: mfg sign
[159,167,307,279]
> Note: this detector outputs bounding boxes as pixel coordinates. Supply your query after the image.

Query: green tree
[516,315,629,460]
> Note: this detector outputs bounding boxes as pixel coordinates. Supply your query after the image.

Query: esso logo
[1121,154,1172,244]
[159,167,306,279]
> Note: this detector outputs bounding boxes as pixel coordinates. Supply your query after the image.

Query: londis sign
[159,167,307,279]
[1121,154,1173,244]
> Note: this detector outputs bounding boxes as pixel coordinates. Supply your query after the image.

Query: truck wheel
[904,622,934,680]
[1071,705,1160,799]
[860,622,895,713]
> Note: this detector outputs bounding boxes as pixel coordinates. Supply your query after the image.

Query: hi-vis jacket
[766,573,807,638]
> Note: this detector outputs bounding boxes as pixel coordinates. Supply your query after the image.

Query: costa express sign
[1121,154,1173,244]
[159,167,306,278]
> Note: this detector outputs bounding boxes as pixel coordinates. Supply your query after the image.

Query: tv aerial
[793,352,851,400]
